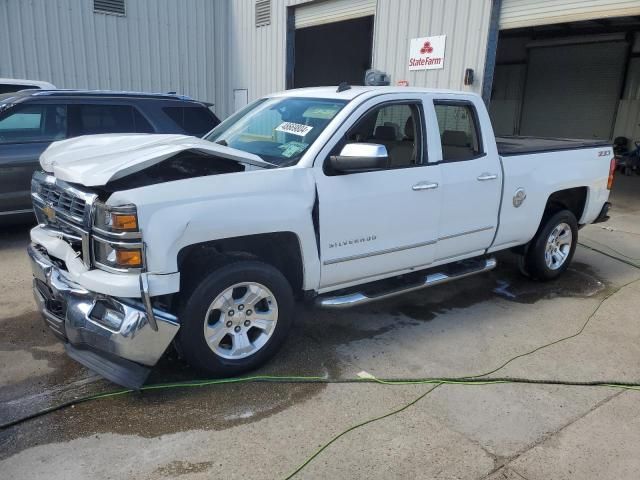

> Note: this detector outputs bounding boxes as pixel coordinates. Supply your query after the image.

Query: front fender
[108,167,320,290]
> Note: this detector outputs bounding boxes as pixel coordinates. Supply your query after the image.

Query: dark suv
[0,90,220,223]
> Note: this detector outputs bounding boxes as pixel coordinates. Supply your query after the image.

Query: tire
[176,259,294,377]
[522,210,578,281]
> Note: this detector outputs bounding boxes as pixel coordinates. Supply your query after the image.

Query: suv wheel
[521,210,578,281]
[177,260,294,376]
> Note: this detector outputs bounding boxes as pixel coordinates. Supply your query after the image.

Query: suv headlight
[92,202,144,272]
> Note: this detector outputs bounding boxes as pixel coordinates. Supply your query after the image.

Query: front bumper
[28,243,180,387]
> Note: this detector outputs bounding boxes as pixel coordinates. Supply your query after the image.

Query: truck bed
[496,136,610,156]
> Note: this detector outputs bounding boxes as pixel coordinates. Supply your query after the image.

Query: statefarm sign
[408,35,446,71]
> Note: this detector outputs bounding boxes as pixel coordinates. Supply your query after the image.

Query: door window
[75,104,154,135]
[434,103,483,161]
[337,102,422,171]
[0,104,67,144]
[163,106,220,137]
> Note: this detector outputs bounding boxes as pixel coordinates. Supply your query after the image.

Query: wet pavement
[1,175,640,479]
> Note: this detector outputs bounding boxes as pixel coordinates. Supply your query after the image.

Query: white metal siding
[500,0,640,30]
[0,0,222,108]
[295,0,376,29]
[373,0,492,93]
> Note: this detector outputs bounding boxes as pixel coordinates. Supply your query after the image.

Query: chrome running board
[316,257,497,309]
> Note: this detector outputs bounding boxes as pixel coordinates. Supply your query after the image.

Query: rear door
[313,94,442,290]
[68,103,155,136]
[0,102,67,214]
[429,98,502,262]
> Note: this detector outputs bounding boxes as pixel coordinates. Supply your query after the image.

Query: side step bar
[316,257,497,309]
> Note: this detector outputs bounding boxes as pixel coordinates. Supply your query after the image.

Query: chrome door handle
[412,181,439,191]
[477,173,498,181]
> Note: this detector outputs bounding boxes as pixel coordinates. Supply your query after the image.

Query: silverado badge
[43,203,56,221]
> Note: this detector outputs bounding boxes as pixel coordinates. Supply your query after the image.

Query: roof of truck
[270,85,472,100]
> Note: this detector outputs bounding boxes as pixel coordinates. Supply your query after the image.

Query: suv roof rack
[28,89,193,101]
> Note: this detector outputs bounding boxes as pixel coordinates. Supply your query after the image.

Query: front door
[314,97,442,290]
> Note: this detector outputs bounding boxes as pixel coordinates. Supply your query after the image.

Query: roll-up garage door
[295,0,376,29]
[500,0,640,30]
[519,40,628,139]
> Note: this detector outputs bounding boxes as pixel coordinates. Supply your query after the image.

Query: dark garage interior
[293,16,374,88]
[490,16,640,142]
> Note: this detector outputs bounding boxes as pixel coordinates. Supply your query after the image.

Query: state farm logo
[409,35,446,71]
[420,41,433,55]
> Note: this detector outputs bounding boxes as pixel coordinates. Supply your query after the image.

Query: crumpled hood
[40,133,269,186]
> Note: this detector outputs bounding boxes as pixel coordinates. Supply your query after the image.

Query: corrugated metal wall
[0,0,223,109]
[373,0,492,93]
[1,0,493,118]
[218,0,310,117]
[221,0,492,114]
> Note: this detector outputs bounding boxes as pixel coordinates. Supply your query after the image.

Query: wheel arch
[543,187,588,224]
[177,232,305,298]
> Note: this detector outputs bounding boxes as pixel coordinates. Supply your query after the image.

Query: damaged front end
[29,170,181,388]
[29,134,275,387]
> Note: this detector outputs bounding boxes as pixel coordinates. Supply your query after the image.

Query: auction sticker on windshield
[276,122,313,137]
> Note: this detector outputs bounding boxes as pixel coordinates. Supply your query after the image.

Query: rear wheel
[521,210,578,281]
[177,259,294,376]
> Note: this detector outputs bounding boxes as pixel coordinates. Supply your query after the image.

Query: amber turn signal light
[111,213,138,231]
[607,158,615,190]
[115,249,142,267]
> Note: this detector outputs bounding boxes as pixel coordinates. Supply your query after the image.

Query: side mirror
[329,143,389,173]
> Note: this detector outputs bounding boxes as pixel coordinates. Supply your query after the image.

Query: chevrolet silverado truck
[28,86,614,387]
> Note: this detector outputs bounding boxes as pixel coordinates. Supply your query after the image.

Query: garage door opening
[292,15,373,88]
[490,16,640,141]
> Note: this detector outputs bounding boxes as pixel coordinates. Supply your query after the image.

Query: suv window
[434,103,483,161]
[344,102,422,169]
[74,104,154,135]
[0,104,67,144]
[163,106,219,137]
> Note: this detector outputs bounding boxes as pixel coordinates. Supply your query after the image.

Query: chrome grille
[31,171,98,268]
[39,182,87,222]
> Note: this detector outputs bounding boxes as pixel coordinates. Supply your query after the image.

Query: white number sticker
[276,122,313,137]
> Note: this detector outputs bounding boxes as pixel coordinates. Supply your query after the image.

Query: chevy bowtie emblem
[43,203,56,221]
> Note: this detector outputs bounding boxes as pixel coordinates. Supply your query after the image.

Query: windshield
[205,97,348,167]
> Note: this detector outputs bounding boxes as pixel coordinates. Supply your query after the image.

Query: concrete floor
[1,176,639,480]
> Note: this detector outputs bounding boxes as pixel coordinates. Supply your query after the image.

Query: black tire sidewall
[177,260,294,376]
[526,210,578,281]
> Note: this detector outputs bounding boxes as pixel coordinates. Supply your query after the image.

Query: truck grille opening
[39,182,87,221]
[32,172,98,268]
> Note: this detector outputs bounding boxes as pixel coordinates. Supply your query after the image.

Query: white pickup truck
[28,86,615,387]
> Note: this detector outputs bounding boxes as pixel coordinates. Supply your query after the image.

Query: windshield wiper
[216,139,228,146]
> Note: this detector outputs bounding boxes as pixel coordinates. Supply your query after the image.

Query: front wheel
[521,210,578,281]
[177,260,294,377]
